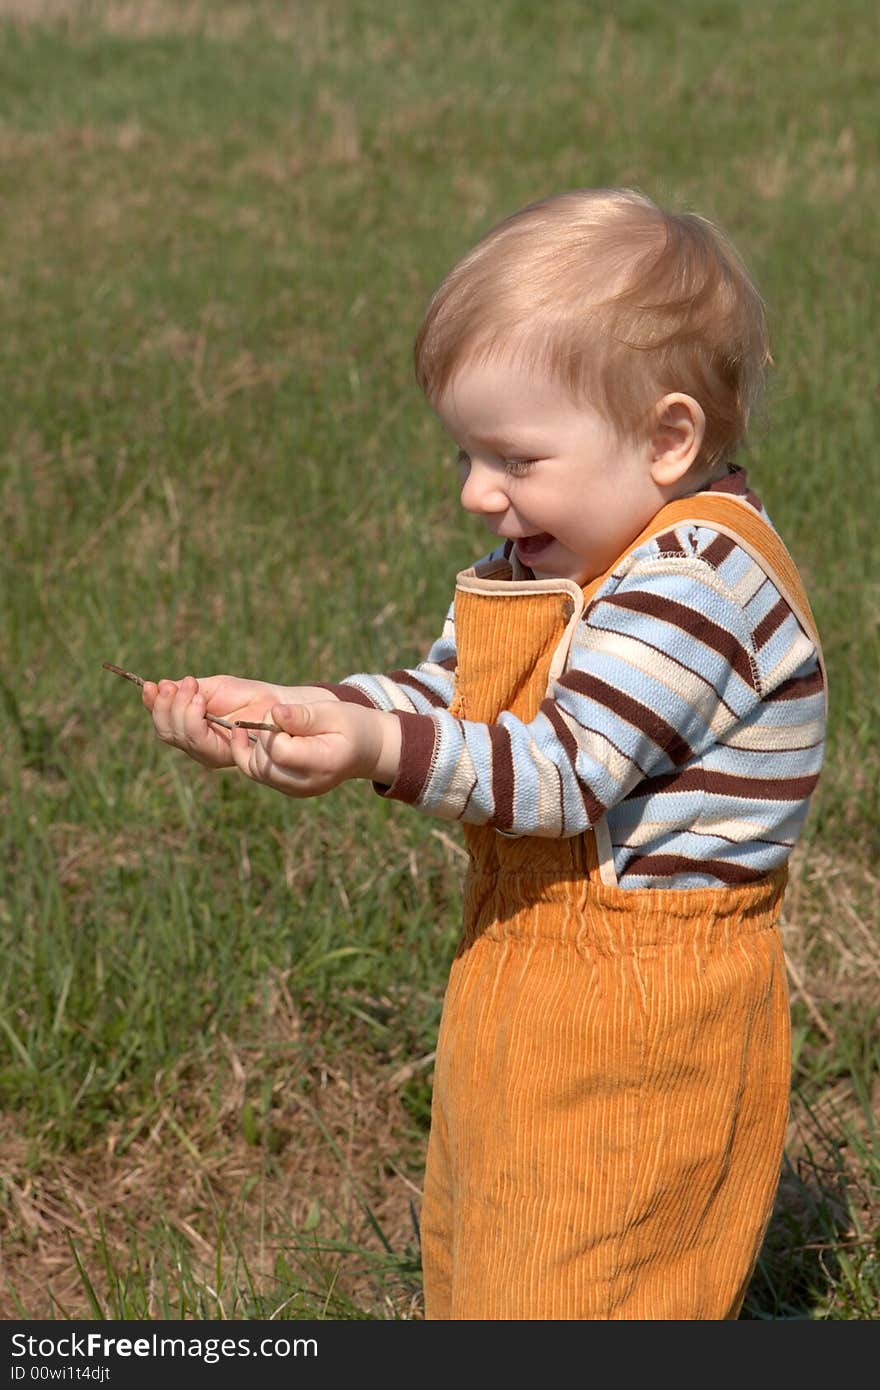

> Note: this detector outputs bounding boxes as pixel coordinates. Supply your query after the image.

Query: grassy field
[1,0,878,1319]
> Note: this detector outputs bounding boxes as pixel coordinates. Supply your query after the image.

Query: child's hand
[229,700,402,797]
[143,675,337,770]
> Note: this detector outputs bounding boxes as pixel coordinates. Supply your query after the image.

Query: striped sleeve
[377,548,820,838]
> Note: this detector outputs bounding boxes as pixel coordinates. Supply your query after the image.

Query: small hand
[142,674,339,770]
[229,700,402,797]
[145,675,239,768]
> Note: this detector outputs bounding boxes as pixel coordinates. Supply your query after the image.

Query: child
[143,188,827,1320]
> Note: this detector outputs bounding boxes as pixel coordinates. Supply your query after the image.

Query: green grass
[1,0,878,1319]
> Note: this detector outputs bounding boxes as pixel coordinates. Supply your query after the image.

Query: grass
[1,0,878,1319]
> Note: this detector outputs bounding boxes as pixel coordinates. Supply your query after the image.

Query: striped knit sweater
[326,469,825,889]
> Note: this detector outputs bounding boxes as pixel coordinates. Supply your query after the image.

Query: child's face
[435,357,667,585]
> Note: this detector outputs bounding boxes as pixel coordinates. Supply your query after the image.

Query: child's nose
[459,460,508,516]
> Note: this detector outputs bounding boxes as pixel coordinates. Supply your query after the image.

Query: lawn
[0,0,877,1319]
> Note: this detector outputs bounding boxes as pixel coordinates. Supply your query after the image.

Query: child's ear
[648,394,706,487]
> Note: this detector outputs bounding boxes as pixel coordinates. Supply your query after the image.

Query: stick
[101,663,281,740]
[102,661,146,688]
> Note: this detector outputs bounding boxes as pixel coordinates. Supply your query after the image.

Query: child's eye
[503,458,536,476]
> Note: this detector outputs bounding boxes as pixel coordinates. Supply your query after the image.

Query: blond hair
[414,189,770,475]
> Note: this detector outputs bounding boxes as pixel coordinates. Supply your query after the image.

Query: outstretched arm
[139,571,465,768]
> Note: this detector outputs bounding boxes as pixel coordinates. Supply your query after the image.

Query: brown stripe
[377,711,437,803]
[625,767,820,802]
[622,853,763,885]
[385,669,448,708]
[624,768,703,799]
[544,698,651,778]
[764,666,824,702]
[752,597,790,649]
[708,470,742,495]
[542,701,607,824]
[488,723,515,831]
[438,656,458,672]
[655,529,686,555]
[542,698,579,763]
[706,772,819,799]
[599,590,757,689]
[701,533,737,569]
[584,617,740,722]
[559,671,694,766]
[315,682,376,708]
[708,469,763,512]
[474,557,512,579]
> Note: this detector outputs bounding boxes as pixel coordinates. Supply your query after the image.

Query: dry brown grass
[0,985,424,1319]
[781,846,880,1035]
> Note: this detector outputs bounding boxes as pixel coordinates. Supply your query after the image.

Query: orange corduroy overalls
[419,494,826,1320]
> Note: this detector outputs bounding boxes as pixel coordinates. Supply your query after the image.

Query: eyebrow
[461,432,543,455]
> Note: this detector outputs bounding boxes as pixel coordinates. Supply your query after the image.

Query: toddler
[144,189,827,1319]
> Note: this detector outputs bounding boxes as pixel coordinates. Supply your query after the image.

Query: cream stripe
[417,659,456,683]
[570,626,739,736]
[615,814,794,848]
[721,717,825,751]
[373,672,418,712]
[763,631,817,694]
[442,744,481,814]
[594,818,617,886]
[730,558,768,606]
[531,741,565,835]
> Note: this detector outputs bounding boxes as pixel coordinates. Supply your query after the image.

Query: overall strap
[581,492,827,702]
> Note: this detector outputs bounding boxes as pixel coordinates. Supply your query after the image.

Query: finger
[255,716,299,776]
[249,723,311,789]
[229,725,258,778]
[271,702,312,736]
[191,673,221,699]
[261,707,317,774]
[243,729,297,786]
[158,676,209,753]
[168,675,201,743]
[182,687,218,747]
[151,678,181,739]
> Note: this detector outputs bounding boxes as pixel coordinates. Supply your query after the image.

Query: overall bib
[419,494,825,1320]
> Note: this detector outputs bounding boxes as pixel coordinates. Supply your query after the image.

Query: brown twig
[101,663,281,740]
[102,662,147,688]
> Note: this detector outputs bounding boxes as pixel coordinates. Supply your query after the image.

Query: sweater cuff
[373,710,438,805]
[313,681,378,708]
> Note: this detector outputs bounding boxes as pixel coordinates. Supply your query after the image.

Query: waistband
[461,866,788,955]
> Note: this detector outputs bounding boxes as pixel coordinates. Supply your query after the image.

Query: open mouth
[515,532,555,561]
